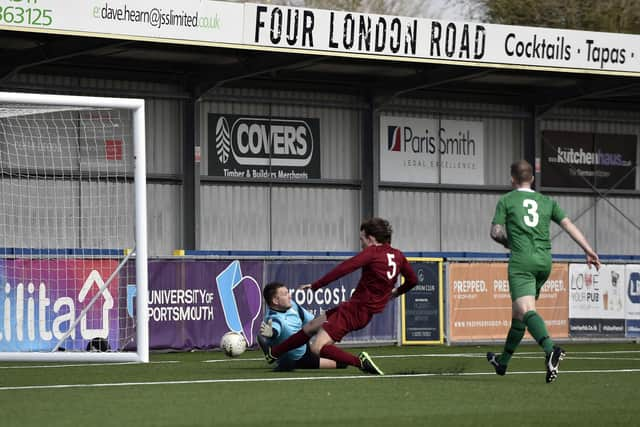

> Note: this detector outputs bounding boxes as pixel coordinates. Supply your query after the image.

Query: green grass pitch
[1,342,638,427]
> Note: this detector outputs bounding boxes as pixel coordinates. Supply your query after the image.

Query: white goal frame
[0,92,149,363]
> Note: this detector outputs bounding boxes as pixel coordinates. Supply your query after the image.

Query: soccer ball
[220,331,247,358]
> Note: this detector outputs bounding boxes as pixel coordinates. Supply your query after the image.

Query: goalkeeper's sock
[523,310,554,354]
[271,330,311,357]
[498,318,526,365]
[319,344,361,367]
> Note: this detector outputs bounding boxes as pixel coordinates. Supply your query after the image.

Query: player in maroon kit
[260,217,418,375]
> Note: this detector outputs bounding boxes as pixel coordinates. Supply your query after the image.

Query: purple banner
[143,260,263,350]
[265,260,397,342]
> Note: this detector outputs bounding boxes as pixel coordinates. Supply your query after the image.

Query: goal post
[0,92,148,363]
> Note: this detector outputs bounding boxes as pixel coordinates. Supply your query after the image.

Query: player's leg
[292,345,346,369]
[524,268,554,354]
[487,269,532,374]
[267,314,327,362]
[313,302,382,374]
[534,268,566,383]
[311,328,361,368]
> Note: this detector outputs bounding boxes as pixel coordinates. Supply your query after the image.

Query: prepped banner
[448,262,569,342]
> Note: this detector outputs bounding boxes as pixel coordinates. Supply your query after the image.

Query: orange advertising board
[448,263,569,342]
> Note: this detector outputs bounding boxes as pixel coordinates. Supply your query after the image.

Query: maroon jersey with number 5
[311,243,417,313]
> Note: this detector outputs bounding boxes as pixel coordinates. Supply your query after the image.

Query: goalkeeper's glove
[260,319,274,338]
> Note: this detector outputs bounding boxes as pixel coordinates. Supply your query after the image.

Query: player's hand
[586,251,601,271]
[298,283,312,291]
[391,288,399,299]
[259,319,274,338]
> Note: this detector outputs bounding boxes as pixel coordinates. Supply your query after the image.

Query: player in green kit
[487,160,600,383]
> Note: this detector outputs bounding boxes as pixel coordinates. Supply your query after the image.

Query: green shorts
[508,258,552,301]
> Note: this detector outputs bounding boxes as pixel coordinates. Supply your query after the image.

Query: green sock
[498,318,526,365]
[523,310,554,354]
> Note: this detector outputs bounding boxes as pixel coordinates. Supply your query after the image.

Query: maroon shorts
[322,301,373,342]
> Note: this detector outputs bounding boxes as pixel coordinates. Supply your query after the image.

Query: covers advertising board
[380,116,484,184]
[208,114,321,180]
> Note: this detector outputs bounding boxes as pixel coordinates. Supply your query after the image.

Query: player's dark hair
[263,281,286,304]
[360,217,392,244]
[510,160,533,184]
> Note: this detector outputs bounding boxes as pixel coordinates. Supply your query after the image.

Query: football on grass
[220,332,247,357]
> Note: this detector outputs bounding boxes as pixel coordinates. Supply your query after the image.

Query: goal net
[0,92,148,362]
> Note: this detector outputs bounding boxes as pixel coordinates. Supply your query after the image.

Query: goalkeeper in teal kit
[487,160,600,383]
[258,282,346,371]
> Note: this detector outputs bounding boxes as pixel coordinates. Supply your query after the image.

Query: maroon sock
[319,344,361,368]
[271,330,311,357]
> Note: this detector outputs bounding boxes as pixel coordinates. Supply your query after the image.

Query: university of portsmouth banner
[208,114,321,180]
[380,116,484,185]
[265,260,397,342]
[448,262,569,342]
[569,264,625,337]
[140,260,263,350]
[624,265,640,338]
[541,130,637,190]
[0,259,120,352]
[401,258,443,344]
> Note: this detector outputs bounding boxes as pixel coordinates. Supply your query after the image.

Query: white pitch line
[203,358,264,363]
[204,350,640,363]
[0,360,179,370]
[2,368,640,392]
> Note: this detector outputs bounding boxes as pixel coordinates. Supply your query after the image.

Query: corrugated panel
[549,194,597,254]
[145,99,183,175]
[12,73,183,97]
[270,186,360,251]
[378,190,440,252]
[80,181,135,249]
[8,74,185,176]
[199,184,271,250]
[550,106,640,123]
[483,118,523,185]
[0,179,80,248]
[441,192,503,252]
[147,183,183,256]
[595,196,640,256]
[199,87,362,180]
[199,184,360,251]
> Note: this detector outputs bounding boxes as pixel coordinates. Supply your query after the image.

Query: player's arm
[392,258,418,298]
[309,250,372,290]
[490,223,510,249]
[490,198,509,249]
[559,217,601,270]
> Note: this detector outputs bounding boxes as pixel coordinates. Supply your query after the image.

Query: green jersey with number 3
[492,189,566,266]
